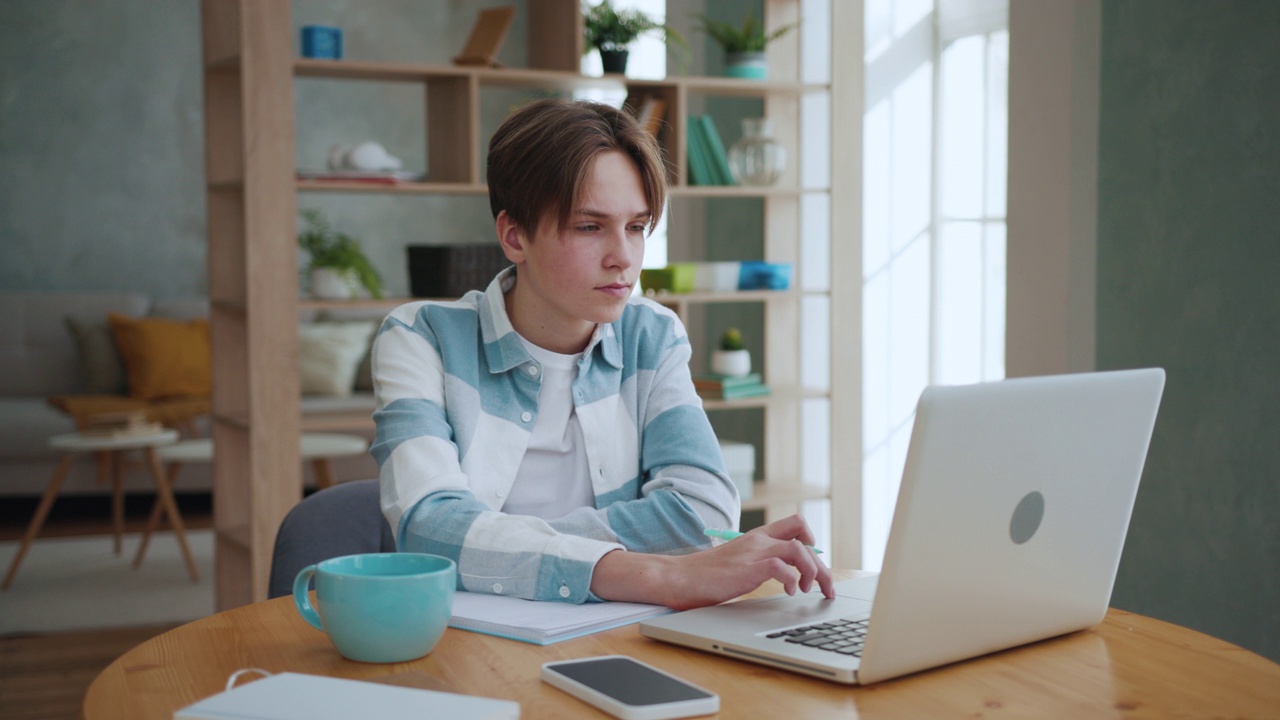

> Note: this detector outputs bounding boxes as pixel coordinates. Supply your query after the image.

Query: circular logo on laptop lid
[1010,491,1045,544]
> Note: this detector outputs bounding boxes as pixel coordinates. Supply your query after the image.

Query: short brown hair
[487,98,667,236]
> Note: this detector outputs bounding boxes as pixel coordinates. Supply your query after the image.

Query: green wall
[1097,0,1280,662]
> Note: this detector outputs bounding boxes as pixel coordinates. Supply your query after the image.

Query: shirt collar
[478,266,623,372]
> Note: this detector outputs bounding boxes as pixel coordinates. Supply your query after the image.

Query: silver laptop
[641,368,1165,684]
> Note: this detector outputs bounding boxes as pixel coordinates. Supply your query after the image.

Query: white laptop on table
[641,368,1166,685]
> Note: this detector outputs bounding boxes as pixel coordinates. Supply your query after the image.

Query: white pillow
[298,321,377,396]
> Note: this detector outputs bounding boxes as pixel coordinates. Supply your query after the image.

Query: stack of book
[82,410,163,438]
[693,373,770,400]
[686,114,736,187]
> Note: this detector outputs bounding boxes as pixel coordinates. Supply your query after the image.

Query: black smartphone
[541,655,720,720]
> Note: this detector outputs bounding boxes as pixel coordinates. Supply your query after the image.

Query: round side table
[1,429,197,590]
[132,433,370,566]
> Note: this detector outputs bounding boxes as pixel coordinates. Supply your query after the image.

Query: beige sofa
[0,292,378,497]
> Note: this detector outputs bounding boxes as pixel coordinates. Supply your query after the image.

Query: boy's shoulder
[618,294,686,341]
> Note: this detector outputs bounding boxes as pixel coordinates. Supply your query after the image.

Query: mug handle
[293,565,323,631]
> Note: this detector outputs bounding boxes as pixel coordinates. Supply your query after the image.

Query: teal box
[738,261,792,290]
[302,25,343,59]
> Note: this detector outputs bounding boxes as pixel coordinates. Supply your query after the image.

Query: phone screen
[548,657,714,706]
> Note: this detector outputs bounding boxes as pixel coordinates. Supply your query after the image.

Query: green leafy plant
[297,209,384,299]
[696,10,797,54]
[719,327,745,351]
[584,0,687,52]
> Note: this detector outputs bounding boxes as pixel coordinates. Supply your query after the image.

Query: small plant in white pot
[710,327,752,377]
[696,10,797,80]
[297,209,384,300]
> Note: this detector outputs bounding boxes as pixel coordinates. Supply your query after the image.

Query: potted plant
[297,209,384,299]
[584,0,686,74]
[696,10,798,80]
[710,327,752,377]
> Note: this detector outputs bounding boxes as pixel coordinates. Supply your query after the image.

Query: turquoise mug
[293,553,456,663]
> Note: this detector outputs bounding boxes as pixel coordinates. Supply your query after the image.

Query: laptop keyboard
[767,618,869,657]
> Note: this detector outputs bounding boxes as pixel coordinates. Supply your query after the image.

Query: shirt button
[521,411,532,422]
[492,583,503,594]
[559,585,571,598]
[496,489,506,498]
[527,365,538,376]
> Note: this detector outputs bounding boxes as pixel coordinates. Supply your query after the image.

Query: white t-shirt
[500,337,595,520]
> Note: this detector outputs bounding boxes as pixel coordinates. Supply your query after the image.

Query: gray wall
[1098,0,1280,662]
[0,1,206,297]
[0,0,526,300]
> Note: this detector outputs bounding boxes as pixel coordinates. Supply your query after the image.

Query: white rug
[0,530,215,635]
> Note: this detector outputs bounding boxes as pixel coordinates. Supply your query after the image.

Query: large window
[862,0,1008,570]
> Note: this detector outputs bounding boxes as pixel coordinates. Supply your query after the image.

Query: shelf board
[292,58,825,97]
[297,297,435,312]
[647,289,795,305]
[672,185,803,198]
[701,395,772,411]
[297,179,487,194]
[298,180,816,197]
[740,482,830,511]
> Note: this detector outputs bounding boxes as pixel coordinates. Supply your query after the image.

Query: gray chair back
[267,478,396,598]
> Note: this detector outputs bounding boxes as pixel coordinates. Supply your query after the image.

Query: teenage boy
[371,99,833,610]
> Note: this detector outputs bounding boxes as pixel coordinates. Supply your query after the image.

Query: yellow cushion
[107,313,212,400]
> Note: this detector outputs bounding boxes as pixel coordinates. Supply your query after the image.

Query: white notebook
[450,591,670,645]
[174,672,519,720]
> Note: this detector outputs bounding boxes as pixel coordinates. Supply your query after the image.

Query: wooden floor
[0,494,211,720]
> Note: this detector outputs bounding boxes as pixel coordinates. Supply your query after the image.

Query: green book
[698,115,736,186]
[700,383,772,400]
[686,115,715,186]
[693,372,763,389]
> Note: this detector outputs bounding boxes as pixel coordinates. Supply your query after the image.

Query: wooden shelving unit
[201,0,857,606]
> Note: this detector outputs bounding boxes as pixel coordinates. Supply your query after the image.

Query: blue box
[738,261,793,290]
[301,26,343,60]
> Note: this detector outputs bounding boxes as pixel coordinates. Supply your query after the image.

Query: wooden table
[82,572,1280,719]
[2,429,199,591]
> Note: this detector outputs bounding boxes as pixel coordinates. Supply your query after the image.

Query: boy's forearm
[589,549,678,607]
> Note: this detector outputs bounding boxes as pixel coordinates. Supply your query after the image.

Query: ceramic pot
[725,51,767,80]
[310,267,358,300]
[599,48,629,74]
[711,349,752,377]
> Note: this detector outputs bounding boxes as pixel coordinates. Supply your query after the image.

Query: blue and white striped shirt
[371,268,740,603]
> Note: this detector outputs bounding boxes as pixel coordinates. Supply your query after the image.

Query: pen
[703,528,824,554]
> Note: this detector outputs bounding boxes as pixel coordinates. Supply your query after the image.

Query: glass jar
[728,118,787,186]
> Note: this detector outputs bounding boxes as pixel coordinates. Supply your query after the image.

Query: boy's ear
[495,211,526,263]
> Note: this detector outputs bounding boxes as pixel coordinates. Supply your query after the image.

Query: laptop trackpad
[834,576,879,602]
[743,586,873,624]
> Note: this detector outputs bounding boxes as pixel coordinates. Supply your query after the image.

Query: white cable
[225,668,273,692]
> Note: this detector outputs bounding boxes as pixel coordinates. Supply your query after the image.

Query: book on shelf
[624,92,668,138]
[449,590,669,645]
[685,115,715,187]
[296,169,426,184]
[693,372,763,391]
[697,115,736,186]
[697,382,771,401]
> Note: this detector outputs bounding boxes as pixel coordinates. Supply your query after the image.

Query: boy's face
[500,150,649,354]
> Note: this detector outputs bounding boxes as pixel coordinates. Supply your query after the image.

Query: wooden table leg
[312,458,336,490]
[110,452,125,556]
[3,455,75,590]
[143,448,199,582]
[133,462,182,568]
